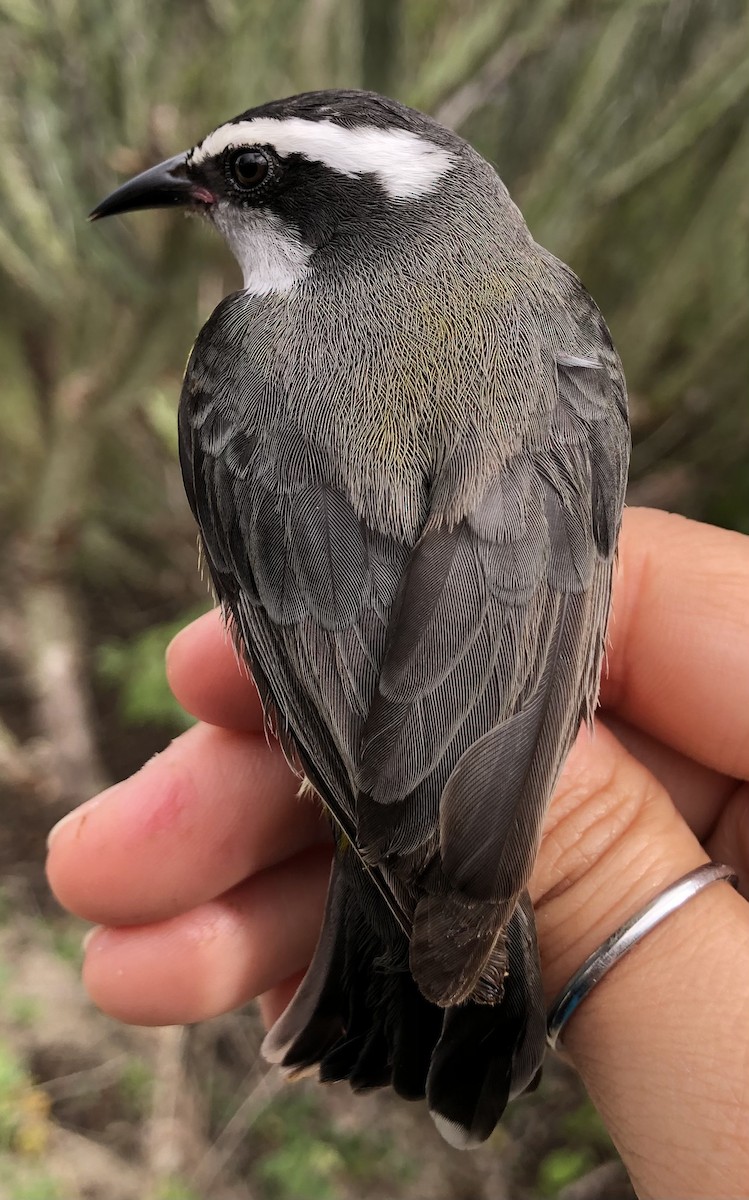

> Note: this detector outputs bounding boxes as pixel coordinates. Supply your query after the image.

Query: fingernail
[47,796,102,849]
[82,925,102,954]
[46,781,126,849]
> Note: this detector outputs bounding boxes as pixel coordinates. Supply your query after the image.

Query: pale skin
[46,507,749,1200]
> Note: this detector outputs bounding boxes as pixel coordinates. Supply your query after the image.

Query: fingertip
[80,918,236,1026]
[80,849,330,1026]
[165,605,214,661]
[164,608,223,691]
[81,925,171,1026]
[47,793,103,851]
[166,609,264,732]
[46,782,126,914]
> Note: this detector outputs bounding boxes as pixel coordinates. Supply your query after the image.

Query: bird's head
[90,90,480,295]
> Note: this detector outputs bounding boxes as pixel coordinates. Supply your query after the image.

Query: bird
[90,88,630,1148]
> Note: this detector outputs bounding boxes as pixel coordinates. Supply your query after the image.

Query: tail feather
[261,856,546,1146]
[425,892,546,1146]
[324,1020,391,1093]
[391,977,444,1100]
[261,859,346,1071]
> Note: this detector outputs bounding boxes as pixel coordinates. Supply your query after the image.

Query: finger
[166,610,262,732]
[47,722,328,927]
[704,782,749,899]
[600,715,734,841]
[601,508,749,780]
[83,846,331,1025]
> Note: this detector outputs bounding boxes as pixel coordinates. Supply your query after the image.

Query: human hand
[46,508,749,1198]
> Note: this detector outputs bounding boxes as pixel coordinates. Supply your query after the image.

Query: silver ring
[546,862,739,1050]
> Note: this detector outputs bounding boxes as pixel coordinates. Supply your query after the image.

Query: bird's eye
[228,149,270,190]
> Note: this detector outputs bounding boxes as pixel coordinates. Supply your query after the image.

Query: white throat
[212,206,311,296]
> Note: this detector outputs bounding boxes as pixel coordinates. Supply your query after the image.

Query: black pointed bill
[89,152,206,221]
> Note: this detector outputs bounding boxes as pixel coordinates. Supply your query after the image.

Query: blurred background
[1,0,748,1196]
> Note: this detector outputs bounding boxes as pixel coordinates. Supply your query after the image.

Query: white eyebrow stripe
[192,118,456,199]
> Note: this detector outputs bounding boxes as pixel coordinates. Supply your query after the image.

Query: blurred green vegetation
[116,1056,155,1121]
[535,1099,615,1196]
[0,1170,62,1200]
[0,1038,51,1159]
[1,1,748,1197]
[253,1092,414,1199]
